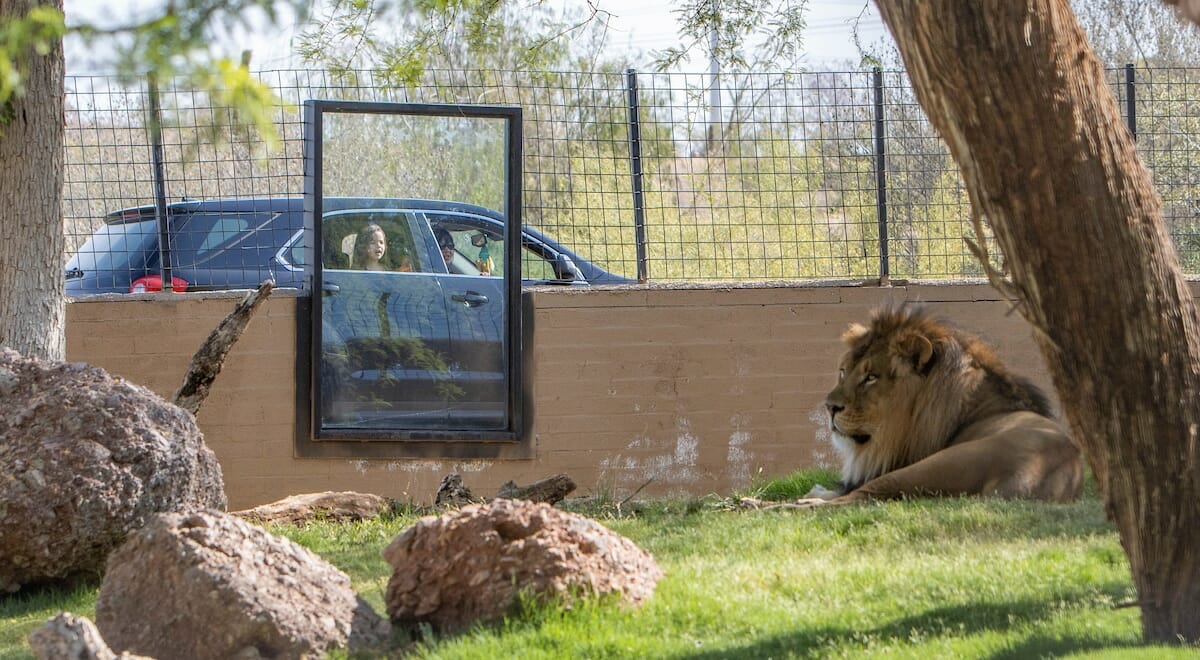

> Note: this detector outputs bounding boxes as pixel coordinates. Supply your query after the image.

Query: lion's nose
[826,403,843,419]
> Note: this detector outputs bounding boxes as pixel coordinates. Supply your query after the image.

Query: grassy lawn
[1,471,1194,659]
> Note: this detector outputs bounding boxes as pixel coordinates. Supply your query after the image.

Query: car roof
[104,197,506,223]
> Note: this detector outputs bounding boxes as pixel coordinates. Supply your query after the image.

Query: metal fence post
[147,73,172,291]
[625,68,649,283]
[872,67,889,283]
[1125,63,1137,140]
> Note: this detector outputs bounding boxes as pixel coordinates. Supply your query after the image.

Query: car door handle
[322,283,340,294]
[451,291,489,307]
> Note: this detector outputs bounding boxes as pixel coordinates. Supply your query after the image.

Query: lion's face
[826,345,891,447]
[823,317,940,485]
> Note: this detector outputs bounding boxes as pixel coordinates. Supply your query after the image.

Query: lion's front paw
[790,497,835,508]
[801,484,839,500]
[737,496,768,510]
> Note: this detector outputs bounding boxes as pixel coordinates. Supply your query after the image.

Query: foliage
[297,0,615,86]
[0,6,66,109]
[1070,0,1200,66]
[7,484,1196,658]
[656,0,809,73]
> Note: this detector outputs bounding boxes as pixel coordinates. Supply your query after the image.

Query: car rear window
[67,219,158,273]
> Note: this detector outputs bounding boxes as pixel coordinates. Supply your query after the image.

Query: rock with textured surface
[232,491,391,526]
[0,348,225,593]
[28,612,153,660]
[95,510,390,659]
[383,499,662,634]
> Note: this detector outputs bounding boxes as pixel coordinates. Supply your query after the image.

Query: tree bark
[173,281,275,415]
[0,0,66,361]
[875,0,1200,642]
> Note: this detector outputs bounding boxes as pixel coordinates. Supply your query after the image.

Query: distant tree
[1071,0,1200,65]
[655,0,808,72]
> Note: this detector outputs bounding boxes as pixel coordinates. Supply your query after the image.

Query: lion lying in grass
[752,305,1083,509]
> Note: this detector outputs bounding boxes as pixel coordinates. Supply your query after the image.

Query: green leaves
[656,0,809,73]
[298,0,617,88]
[0,5,67,105]
[187,57,288,152]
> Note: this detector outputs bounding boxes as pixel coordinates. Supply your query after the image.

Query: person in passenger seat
[354,224,389,271]
[354,223,412,272]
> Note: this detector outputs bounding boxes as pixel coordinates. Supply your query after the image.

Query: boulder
[0,348,225,592]
[383,499,663,634]
[232,491,392,526]
[28,612,153,660]
[95,510,390,659]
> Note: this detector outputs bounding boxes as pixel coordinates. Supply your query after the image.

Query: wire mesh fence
[62,64,1200,293]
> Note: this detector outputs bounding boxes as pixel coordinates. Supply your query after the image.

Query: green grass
[2,472,1194,659]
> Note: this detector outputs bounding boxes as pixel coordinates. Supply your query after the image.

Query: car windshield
[67,219,158,273]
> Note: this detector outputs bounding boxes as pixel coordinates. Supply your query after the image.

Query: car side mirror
[551,253,581,282]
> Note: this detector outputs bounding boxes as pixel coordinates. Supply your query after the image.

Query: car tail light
[129,275,189,293]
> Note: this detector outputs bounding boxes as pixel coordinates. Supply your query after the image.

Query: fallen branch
[434,472,578,509]
[173,280,275,415]
[496,474,577,505]
[231,491,391,525]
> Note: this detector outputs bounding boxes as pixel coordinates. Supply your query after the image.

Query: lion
[801,305,1083,506]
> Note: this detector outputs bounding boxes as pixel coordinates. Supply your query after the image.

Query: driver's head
[435,228,455,263]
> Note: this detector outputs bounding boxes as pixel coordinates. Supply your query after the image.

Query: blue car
[65,197,632,295]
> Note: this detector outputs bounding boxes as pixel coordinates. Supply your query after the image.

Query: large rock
[383,499,663,634]
[28,612,153,660]
[0,348,225,593]
[95,510,390,659]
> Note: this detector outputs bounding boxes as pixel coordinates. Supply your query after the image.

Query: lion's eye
[862,373,878,386]
[838,368,845,383]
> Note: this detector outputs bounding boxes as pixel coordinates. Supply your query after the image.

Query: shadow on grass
[785,496,1116,545]
[675,581,1136,659]
[0,577,100,619]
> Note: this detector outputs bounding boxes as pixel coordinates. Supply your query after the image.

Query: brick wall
[66,283,1066,509]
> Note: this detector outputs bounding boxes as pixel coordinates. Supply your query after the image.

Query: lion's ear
[842,323,869,345]
[894,331,935,372]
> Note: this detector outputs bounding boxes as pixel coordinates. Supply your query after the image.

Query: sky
[62,0,890,75]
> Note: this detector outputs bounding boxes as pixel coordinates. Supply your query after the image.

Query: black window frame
[297,99,530,459]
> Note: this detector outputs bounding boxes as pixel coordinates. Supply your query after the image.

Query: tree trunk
[875,0,1200,642]
[0,0,66,361]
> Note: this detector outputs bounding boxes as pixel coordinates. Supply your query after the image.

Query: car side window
[427,216,504,277]
[521,246,560,281]
[196,216,250,255]
[322,211,423,273]
[171,212,274,268]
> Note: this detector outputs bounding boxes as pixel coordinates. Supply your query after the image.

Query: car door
[420,211,510,429]
[318,209,457,430]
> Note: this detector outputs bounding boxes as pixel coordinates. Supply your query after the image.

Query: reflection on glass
[320,113,506,212]
[316,109,511,433]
